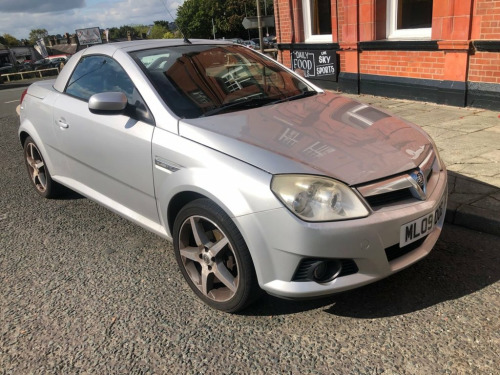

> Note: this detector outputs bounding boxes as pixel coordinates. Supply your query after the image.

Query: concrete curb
[445,173,499,237]
[446,202,500,236]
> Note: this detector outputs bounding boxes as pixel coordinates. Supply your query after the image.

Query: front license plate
[400,196,446,247]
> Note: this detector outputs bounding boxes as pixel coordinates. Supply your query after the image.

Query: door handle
[57,119,69,129]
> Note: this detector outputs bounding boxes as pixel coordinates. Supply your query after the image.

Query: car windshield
[130,44,315,118]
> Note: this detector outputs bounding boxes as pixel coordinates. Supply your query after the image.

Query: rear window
[130,44,312,118]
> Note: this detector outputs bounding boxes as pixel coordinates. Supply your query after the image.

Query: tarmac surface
[2,78,499,236]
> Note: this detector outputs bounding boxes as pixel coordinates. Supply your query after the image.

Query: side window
[302,0,332,42]
[65,55,154,124]
[387,0,433,39]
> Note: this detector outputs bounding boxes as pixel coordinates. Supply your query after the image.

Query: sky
[0,0,184,40]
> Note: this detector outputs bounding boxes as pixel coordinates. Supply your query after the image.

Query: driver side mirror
[88,92,127,113]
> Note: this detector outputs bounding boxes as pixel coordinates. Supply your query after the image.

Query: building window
[387,0,433,39]
[303,0,332,42]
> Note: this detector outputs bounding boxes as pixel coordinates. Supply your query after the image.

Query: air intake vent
[385,237,426,262]
[293,258,358,282]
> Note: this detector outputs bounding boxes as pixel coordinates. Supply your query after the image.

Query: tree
[108,25,136,40]
[2,33,21,47]
[29,28,48,44]
[163,30,183,39]
[154,20,170,29]
[176,0,273,40]
[149,23,170,39]
[176,0,225,39]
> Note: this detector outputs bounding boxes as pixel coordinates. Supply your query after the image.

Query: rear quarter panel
[19,81,62,177]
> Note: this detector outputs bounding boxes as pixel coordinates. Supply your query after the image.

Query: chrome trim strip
[420,149,435,179]
[154,156,183,173]
[357,174,413,197]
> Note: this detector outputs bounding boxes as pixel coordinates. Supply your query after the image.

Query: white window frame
[302,0,333,43]
[387,0,432,39]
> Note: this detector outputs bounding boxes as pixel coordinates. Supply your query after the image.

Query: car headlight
[271,175,369,222]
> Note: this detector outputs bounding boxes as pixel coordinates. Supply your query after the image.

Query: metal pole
[212,18,216,39]
[245,3,251,40]
[264,0,269,37]
[256,0,264,52]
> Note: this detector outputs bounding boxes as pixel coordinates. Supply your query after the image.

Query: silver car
[18,40,447,312]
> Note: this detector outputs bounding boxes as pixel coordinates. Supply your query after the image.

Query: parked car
[18,40,447,312]
[251,38,261,47]
[229,38,244,45]
[242,40,258,49]
[263,35,277,48]
[17,61,35,72]
[0,62,15,83]
[33,58,56,70]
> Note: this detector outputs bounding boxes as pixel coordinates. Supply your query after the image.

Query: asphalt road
[1,113,499,374]
[0,87,25,119]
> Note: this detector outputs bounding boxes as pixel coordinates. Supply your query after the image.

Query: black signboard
[291,49,338,82]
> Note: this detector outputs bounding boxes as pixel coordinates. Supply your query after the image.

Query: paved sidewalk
[345,93,500,236]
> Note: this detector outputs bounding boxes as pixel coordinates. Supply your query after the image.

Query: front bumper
[236,169,448,299]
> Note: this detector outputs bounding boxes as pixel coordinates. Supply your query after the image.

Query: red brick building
[274,0,500,109]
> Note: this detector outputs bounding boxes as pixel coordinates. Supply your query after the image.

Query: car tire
[173,198,261,312]
[23,136,63,198]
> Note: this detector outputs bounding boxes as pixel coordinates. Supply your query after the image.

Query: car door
[52,54,159,225]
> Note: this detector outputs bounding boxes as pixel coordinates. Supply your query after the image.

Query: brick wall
[275,0,500,103]
[469,0,500,83]
[471,0,500,39]
[337,0,345,41]
[469,51,500,83]
[275,0,293,44]
[360,51,445,80]
[358,0,376,41]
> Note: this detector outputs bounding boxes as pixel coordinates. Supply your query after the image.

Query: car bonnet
[178,92,433,186]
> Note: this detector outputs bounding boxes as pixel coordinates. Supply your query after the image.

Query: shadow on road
[242,224,500,317]
[57,188,85,200]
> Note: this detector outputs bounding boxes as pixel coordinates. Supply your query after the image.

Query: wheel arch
[19,130,30,147]
[166,190,207,235]
[18,122,58,178]
[165,189,270,287]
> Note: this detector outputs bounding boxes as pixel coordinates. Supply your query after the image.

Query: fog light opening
[309,260,342,283]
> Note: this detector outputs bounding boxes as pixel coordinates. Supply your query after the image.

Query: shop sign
[291,49,338,82]
[76,27,102,46]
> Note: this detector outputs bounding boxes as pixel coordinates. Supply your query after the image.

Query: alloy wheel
[25,142,47,193]
[178,215,240,302]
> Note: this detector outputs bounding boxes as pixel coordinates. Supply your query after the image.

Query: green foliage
[106,22,182,40]
[163,30,183,39]
[1,33,21,47]
[149,23,169,39]
[154,20,170,29]
[29,28,48,44]
[108,25,137,39]
[176,0,273,39]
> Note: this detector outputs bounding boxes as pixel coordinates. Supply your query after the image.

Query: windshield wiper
[200,90,318,117]
[265,90,318,105]
[201,97,276,117]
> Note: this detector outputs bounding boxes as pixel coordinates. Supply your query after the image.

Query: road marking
[4,100,19,104]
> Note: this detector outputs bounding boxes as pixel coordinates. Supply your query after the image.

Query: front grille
[292,258,359,282]
[364,188,414,207]
[384,237,426,262]
[357,150,439,210]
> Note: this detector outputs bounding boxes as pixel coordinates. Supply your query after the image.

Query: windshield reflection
[131,44,313,118]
